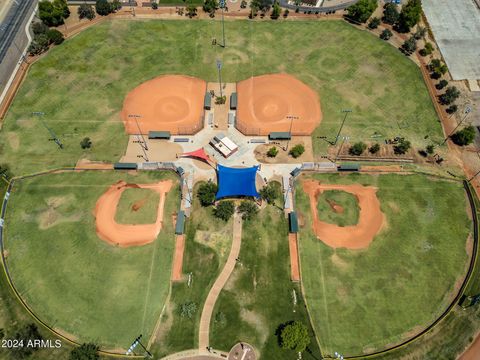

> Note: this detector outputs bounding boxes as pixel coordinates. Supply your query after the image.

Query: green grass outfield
[316,189,360,227]
[115,187,160,224]
[210,184,322,359]
[295,173,471,356]
[3,170,179,349]
[0,19,441,175]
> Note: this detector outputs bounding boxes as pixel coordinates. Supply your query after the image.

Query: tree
[380,28,392,40]
[240,0,247,8]
[80,137,92,149]
[439,86,460,106]
[47,29,64,45]
[393,139,411,155]
[446,104,458,114]
[271,1,281,19]
[451,126,476,146]
[186,4,198,17]
[28,33,50,55]
[32,22,49,35]
[428,59,448,79]
[78,4,96,20]
[39,0,70,27]
[289,144,305,158]
[96,0,113,16]
[349,142,367,156]
[283,8,289,17]
[250,0,273,13]
[152,1,158,9]
[396,0,421,33]
[10,324,43,359]
[197,181,218,206]
[179,301,197,319]
[238,200,258,220]
[419,42,433,56]
[413,26,427,40]
[382,2,399,25]
[259,182,279,205]
[214,201,235,221]
[426,144,435,155]
[368,17,380,29]
[70,343,99,360]
[267,146,278,157]
[203,0,218,16]
[401,36,417,55]
[435,79,448,90]
[345,0,377,24]
[369,143,380,154]
[280,321,310,353]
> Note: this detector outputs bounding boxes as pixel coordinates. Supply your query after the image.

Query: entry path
[198,212,242,351]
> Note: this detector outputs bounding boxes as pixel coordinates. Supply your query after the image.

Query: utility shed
[204,92,212,110]
[114,163,137,170]
[175,210,186,235]
[338,163,360,172]
[230,93,237,110]
[148,131,171,139]
[289,212,298,233]
[269,132,291,140]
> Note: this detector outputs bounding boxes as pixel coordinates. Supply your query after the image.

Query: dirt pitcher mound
[121,75,206,135]
[94,180,172,247]
[236,73,322,135]
[303,180,384,249]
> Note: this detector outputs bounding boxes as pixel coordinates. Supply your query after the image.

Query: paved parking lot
[422,0,480,81]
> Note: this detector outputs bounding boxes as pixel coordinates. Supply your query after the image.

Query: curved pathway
[199,212,243,351]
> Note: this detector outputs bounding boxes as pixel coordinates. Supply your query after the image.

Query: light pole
[32,111,64,149]
[128,114,148,150]
[334,136,349,163]
[284,115,299,151]
[333,109,352,145]
[216,59,223,98]
[220,0,226,47]
[442,105,472,144]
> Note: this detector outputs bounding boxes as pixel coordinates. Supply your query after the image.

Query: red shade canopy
[180,148,212,163]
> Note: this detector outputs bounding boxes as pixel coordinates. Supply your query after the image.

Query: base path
[302,180,384,249]
[94,180,172,247]
[199,212,242,350]
[171,234,185,281]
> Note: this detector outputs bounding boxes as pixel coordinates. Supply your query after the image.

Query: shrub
[28,34,50,55]
[349,142,367,156]
[368,17,380,29]
[439,86,460,106]
[446,104,458,114]
[215,95,226,104]
[369,143,380,154]
[197,181,218,206]
[238,200,258,220]
[214,200,235,221]
[267,146,278,158]
[435,79,448,90]
[96,0,113,16]
[70,343,99,360]
[186,4,197,17]
[240,0,247,8]
[271,1,281,19]
[289,144,305,158]
[401,36,417,55]
[393,139,411,154]
[451,126,476,146]
[179,301,197,319]
[47,29,64,45]
[10,324,43,359]
[380,28,392,40]
[214,311,227,327]
[203,0,218,14]
[32,22,49,35]
[429,59,448,79]
[280,321,310,353]
[283,8,289,17]
[426,144,435,155]
[152,2,158,9]
[78,3,96,20]
[80,137,92,149]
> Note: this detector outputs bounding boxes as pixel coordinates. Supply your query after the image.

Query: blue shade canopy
[215,165,260,200]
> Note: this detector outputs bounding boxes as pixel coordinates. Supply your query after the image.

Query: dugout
[175,211,186,235]
[269,132,291,140]
[114,163,137,170]
[289,212,299,233]
[148,131,171,140]
[230,93,237,110]
[338,163,360,172]
[204,92,212,110]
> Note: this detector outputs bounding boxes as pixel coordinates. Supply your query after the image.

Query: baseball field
[0,19,441,175]
[295,173,471,356]
[3,170,179,349]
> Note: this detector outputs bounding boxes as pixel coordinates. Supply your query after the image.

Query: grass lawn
[295,173,471,356]
[150,182,233,357]
[3,170,179,349]
[0,19,441,176]
[210,184,322,359]
[115,187,160,224]
[316,189,359,227]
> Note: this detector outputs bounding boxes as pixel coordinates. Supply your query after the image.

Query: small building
[289,212,299,233]
[148,131,171,140]
[204,92,212,110]
[175,210,186,235]
[269,132,291,140]
[230,92,237,110]
[210,133,239,158]
[290,167,301,177]
[337,163,360,172]
[114,162,137,170]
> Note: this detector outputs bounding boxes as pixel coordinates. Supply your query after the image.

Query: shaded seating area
[215,165,260,200]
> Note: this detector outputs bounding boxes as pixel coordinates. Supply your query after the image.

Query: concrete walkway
[198,212,243,351]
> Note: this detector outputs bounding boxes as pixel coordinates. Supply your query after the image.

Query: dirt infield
[94,180,172,247]
[302,180,384,249]
[121,75,206,135]
[236,73,321,135]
